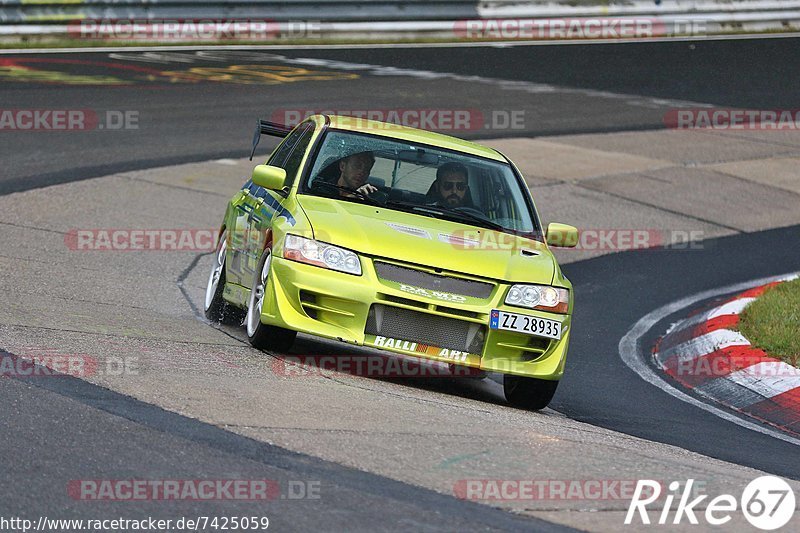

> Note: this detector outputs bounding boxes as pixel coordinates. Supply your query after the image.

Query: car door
[239,121,316,290]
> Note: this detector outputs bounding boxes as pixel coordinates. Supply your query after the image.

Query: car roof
[321,115,507,163]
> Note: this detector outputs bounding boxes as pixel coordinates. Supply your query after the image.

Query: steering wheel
[370,189,390,204]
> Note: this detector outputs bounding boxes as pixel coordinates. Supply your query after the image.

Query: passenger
[429,162,472,208]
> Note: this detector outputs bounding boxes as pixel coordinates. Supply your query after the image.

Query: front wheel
[246,247,297,352]
[503,374,558,411]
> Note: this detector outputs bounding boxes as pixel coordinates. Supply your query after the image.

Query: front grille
[377,294,481,319]
[380,294,427,309]
[374,261,494,299]
[365,304,485,354]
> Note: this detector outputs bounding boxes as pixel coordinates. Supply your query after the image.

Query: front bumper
[262,255,571,379]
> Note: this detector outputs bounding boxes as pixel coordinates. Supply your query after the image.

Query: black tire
[503,374,559,411]
[203,230,244,325]
[246,247,297,352]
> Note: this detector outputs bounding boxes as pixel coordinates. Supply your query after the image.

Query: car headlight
[505,284,569,314]
[283,234,362,276]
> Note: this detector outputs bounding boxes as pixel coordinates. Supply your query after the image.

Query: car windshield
[301,130,540,236]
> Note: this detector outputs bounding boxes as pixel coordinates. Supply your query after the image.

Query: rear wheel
[503,374,558,411]
[246,247,296,352]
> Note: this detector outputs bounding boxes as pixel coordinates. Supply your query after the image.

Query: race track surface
[2,36,800,193]
[2,37,800,531]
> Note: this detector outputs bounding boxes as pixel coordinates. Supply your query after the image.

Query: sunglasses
[441,181,467,192]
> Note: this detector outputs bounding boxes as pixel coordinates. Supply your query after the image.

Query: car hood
[296,195,556,283]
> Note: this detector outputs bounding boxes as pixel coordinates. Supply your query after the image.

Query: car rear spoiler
[250,119,293,160]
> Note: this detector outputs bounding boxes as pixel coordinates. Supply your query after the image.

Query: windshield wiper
[449,206,507,232]
[385,201,505,232]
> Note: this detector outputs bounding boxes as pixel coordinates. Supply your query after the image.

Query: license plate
[490,309,562,340]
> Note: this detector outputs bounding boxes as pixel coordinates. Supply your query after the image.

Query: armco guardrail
[479,0,800,17]
[0,0,480,24]
[1,0,799,40]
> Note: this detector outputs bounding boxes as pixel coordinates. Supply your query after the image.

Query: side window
[267,122,310,168]
[245,123,311,196]
[281,124,315,189]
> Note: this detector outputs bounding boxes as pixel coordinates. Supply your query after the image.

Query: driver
[430,162,471,208]
[313,151,377,199]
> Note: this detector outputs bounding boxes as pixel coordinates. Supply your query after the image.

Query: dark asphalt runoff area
[555,224,800,481]
[1,36,799,195]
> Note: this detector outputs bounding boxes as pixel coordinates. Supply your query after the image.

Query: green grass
[739,279,800,368]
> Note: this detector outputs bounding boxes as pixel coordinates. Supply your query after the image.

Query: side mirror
[545,223,579,248]
[251,165,287,190]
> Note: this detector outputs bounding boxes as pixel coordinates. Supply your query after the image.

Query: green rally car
[204,114,578,410]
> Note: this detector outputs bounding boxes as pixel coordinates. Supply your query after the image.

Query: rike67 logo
[626,477,795,530]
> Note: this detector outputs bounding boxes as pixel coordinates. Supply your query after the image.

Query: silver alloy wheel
[247,250,271,337]
[204,233,227,312]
